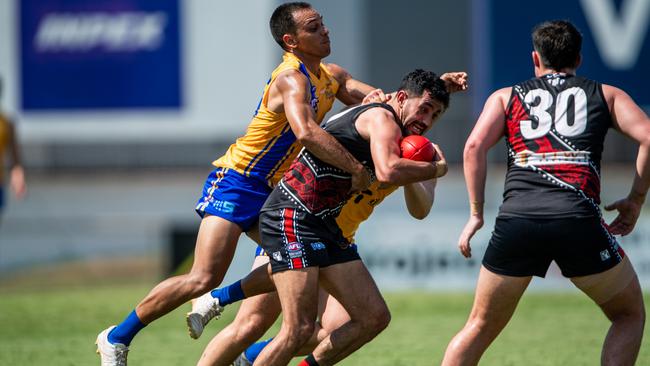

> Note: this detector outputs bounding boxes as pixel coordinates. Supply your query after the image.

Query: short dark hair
[398,69,449,110]
[532,20,582,70]
[269,2,312,51]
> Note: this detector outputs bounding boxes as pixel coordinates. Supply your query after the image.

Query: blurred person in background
[0,77,27,225]
[96,2,388,364]
[442,20,649,366]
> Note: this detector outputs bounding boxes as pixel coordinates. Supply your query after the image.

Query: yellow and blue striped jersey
[337,181,399,243]
[213,52,340,188]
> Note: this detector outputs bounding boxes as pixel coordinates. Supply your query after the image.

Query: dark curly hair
[398,69,449,110]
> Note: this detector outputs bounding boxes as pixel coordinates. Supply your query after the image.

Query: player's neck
[535,66,576,78]
[386,98,402,122]
[291,51,322,77]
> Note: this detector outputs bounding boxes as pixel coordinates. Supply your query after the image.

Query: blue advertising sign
[20,0,182,110]
[475,0,650,110]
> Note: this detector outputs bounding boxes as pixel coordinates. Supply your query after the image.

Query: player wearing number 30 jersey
[502,74,611,219]
[491,72,625,278]
[443,20,649,366]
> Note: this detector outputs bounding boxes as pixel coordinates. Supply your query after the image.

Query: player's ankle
[297,354,319,366]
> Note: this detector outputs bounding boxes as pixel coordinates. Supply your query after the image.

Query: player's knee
[185,272,222,294]
[234,316,270,342]
[640,303,646,324]
[373,306,392,333]
[466,316,492,335]
[610,301,645,327]
[286,320,316,345]
[604,283,646,328]
[468,305,506,328]
[296,320,316,341]
[632,306,646,332]
[361,305,391,337]
[627,299,645,323]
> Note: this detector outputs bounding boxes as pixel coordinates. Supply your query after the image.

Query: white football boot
[232,352,253,366]
[96,326,129,366]
[186,291,224,339]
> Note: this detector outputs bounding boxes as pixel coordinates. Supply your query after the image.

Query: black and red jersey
[499,73,612,218]
[261,103,399,229]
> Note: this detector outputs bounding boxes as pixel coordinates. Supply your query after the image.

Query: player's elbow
[464,139,484,161]
[294,126,318,146]
[408,204,432,220]
[640,133,650,149]
[375,166,400,185]
[376,172,399,185]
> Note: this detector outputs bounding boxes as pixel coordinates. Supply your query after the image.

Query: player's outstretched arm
[361,90,393,105]
[276,70,371,191]
[327,63,379,105]
[458,88,508,258]
[603,85,650,235]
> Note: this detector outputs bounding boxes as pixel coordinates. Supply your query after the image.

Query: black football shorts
[259,207,361,273]
[482,216,624,278]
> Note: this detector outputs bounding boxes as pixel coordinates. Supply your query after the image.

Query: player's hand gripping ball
[400,135,436,161]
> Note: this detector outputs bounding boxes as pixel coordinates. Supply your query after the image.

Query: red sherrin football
[400,135,435,161]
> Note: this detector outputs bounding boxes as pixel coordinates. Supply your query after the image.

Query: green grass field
[0,284,648,365]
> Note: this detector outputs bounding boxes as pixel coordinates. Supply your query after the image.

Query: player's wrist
[351,163,366,176]
[470,200,484,216]
[628,190,647,204]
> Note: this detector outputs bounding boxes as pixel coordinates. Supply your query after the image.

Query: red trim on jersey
[543,164,601,202]
[507,93,601,202]
[506,96,528,151]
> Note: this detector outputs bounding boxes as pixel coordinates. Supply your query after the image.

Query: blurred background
[1,0,649,292]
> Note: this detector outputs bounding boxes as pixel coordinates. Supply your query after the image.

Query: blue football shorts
[195,167,272,232]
